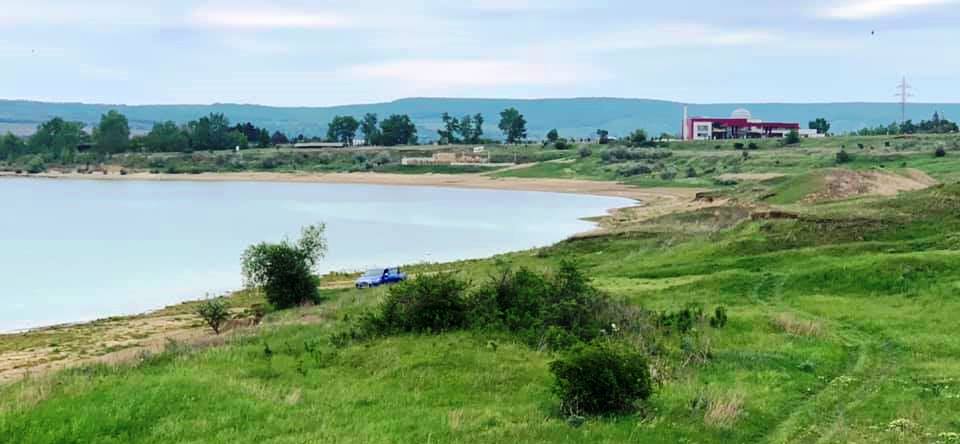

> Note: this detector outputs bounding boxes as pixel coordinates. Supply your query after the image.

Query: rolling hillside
[1,97,958,141]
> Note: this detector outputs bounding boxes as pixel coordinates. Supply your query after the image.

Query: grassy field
[2,135,960,443]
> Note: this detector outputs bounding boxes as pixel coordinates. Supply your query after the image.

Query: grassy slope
[3,175,960,443]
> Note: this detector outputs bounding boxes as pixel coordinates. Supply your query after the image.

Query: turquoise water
[0,178,632,331]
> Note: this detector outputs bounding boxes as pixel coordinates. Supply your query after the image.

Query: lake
[0,178,632,332]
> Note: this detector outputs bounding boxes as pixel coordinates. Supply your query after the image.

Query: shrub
[658,304,703,334]
[600,147,672,164]
[369,273,469,334]
[935,147,947,157]
[550,342,653,415]
[784,130,801,145]
[660,170,677,181]
[197,298,230,334]
[616,163,652,177]
[733,143,745,150]
[577,146,592,158]
[554,140,573,150]
[467,261,609,347]
[709,306,728,329]
[686,166,698,178]
[25,155,46,174]
[747,142,759,150]
[241,224,327,309]
[836,150,852,164]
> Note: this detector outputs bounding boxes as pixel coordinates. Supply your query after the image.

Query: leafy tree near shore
[546,129,559,143]
[437,112,461,145]
[379,114,418,146]
[326,115,360,145]
[242,224,327,309]
[627,129,648,147]
[94,110,131,154]
[462,113,484,144]
[360,113,381,146]
[28,117,88,159]
[498,108,527,144]
[143,121,189,153]
[0,132,26,161]
[809,117,831,135]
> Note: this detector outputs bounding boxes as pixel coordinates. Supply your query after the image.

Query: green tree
[197,298,230,334]
[784,129,801,145]
[143,121,189,152]
[808,118,831,135]
[242,224,327,309]
[28,117,88,158]
[437,112,461,145]
[360,113,380,146]
[0,132,26,161]
[546,129,559,143]
[93,110,130,154]
[498,108,527,143]
[470,113,484,143]
[257,128,270,148]
[270,130,290,146]
[596,129,610,145]
[379,114,418,146]
[627,129,648,147]
[326,115,360,145]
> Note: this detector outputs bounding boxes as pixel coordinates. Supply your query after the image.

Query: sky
[1,0,958,106]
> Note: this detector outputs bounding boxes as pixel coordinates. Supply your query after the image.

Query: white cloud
[573,23,778,51]
[188,7,349,29]
[344,59,594,88]
[819,0,958,19]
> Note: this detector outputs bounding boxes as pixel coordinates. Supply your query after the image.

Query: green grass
[4,183,960,443]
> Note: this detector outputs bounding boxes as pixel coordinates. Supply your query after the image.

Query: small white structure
[473,146,486,153]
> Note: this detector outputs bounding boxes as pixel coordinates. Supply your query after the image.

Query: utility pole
[895,77,913,124]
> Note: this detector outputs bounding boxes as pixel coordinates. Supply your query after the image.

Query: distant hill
[2,97,958,140]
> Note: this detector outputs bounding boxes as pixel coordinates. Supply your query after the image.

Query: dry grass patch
[772,313,824,337]
[704,392,745,428]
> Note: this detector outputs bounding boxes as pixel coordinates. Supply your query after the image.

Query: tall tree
[29,117,88,157]
[808,118,831,135]
[498,108,527,144]
[627,129,647,147]
[471,113,484,143]
[326,115,360,145]
[270,130,290,146]
[360,113,380,146]
[437,112,461,144]
[257,128,271,148]
[546,129,559,143]
[596,129,610,145]
[143,121,189,152]
[94,110,131,154]
[0,132,25,161]
[379,114,418,147]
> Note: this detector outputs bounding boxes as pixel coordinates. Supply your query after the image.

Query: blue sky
[1,0,957,106]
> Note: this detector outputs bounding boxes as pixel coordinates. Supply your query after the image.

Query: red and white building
[681,108,805,141]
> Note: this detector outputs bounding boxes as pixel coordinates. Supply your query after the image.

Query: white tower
[682,106,689,140]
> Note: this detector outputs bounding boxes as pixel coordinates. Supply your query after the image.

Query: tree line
[855,112,959,136]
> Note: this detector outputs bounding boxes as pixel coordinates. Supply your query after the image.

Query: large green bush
[368,273,469,334]
[467,261,609,346]
[550,342,653,415]
[242,224,326,309]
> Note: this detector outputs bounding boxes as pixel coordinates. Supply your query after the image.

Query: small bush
[550,342,653,415]
[835,150,852,164]
[197,298,230,334]
[658,304,703,334]
[660,170,677,181]
[685,166,698,178]
[369,273,469,334]
[577,146,592,158]
[616,163,652,177]
[25,155,46,174]
[747,142,759,150]
[733,143,745,150]
[709,306,728,329]
[935,147,947,157]
[554,140,573,150]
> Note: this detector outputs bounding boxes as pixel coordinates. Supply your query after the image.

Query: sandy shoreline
[2,169,676,200]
